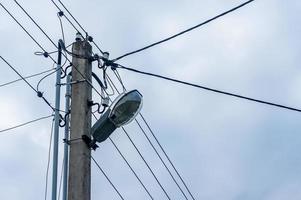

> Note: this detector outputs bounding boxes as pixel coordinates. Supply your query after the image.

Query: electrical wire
[36,64,59,92]
[57,0,87,37]
[116,64,301,113]
[134,119,190,200]
[57,11,70,68]
[139,113,196,200]
[107,73,194,199]
[92,77,167,199]
[113,0,255,61]
[122,127,171,200]
[113,70,126,92]
[11,1,105,100]
[91,113,154,200]
[57,12,65,45]
[0,2,56,64]
[0,115,54,133]
[44,117,54,200]
[57,156,65,200]
[91,155,125,200]
[0,56,60,112]
[56,0,105,54]
[0,68,55,88]
[50,0,82,36]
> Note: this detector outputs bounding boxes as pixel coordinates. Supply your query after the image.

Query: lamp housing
[91,90,143,144]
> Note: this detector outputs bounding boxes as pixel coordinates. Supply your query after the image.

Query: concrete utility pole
[68,39,92,200]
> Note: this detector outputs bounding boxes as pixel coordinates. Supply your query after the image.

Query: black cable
[113,0,255,61]
[117,64,301,113]
[0,115,54,133]
[107,73,193,199]
[91,113,154,200]
[56,0,104,54]
[0,56,59,112]
[139,113,196,200]
[134,119,190,200]
[90,155,125,200]
[121,127,171,199]
[57,12,65,45]
[13,0,105,100]
[37,66,60,92]
[50,0,82,36]
[57,0,87,37]
[44,117,54,200]
[113,70,126,92]
[92,76,167,199]
[0,68,55,88]
[57,12,69,69]
[0,2,57,63]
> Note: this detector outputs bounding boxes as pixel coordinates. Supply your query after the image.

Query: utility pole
[68,37,92,200]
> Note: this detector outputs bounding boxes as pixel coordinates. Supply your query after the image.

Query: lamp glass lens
[110,90,143,127]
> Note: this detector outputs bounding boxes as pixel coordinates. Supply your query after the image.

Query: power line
[113,0,255,61]
[107,73,195,199]
[0,3,56,64]
[92,98,153,199]
[57,0,105,54]
[50,0,104,54]
[139,114,196,200]
[91,155,125,200]
[0,115,54,133]
[134,119,190,200]
[0,56,59,112]
[92,75,170,199]
[122,127,171,200]
[0,68,55,88]
[10,1,105,100]
[57,0,87,36]
[116,64,301,113]
[108,137,154,200]
[37,67,60,92]
[44,117,54,200]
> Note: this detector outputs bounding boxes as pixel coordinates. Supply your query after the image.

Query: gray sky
[1,0,301,199]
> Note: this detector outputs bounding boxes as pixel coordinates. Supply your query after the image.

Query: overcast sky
[1,0,301,199]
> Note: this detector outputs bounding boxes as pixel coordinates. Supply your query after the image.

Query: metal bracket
[58,79,86,86]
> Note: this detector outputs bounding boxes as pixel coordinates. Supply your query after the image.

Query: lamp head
[91,90,143,143]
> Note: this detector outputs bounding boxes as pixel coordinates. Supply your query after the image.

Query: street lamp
[84,90,143,149]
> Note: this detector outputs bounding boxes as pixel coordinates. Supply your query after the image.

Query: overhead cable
[44,117,55,200]
[91,155,125,200]
[0,115,54,133]
[107,74,195,199]
[0,56,59,112]
[113,0,255,61]
[116,64,301,113]
[122,127,171,199]
[0,68,55,88]
[50,0,104,54]
[0,2,57,63]
[11,1,105,100]
[57,0,105,54]
[139,113,196,200]
[92,76,170,199]
[91,100,153,199]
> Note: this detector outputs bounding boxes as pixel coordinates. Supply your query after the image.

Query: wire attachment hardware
[58,11,64,17]
[59,111,70,127]
[82,135,98,150]
[87,100,107,114]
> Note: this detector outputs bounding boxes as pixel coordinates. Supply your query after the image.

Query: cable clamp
[82,135,99,150]
[58,11,64,17]
[58,79,86,86]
